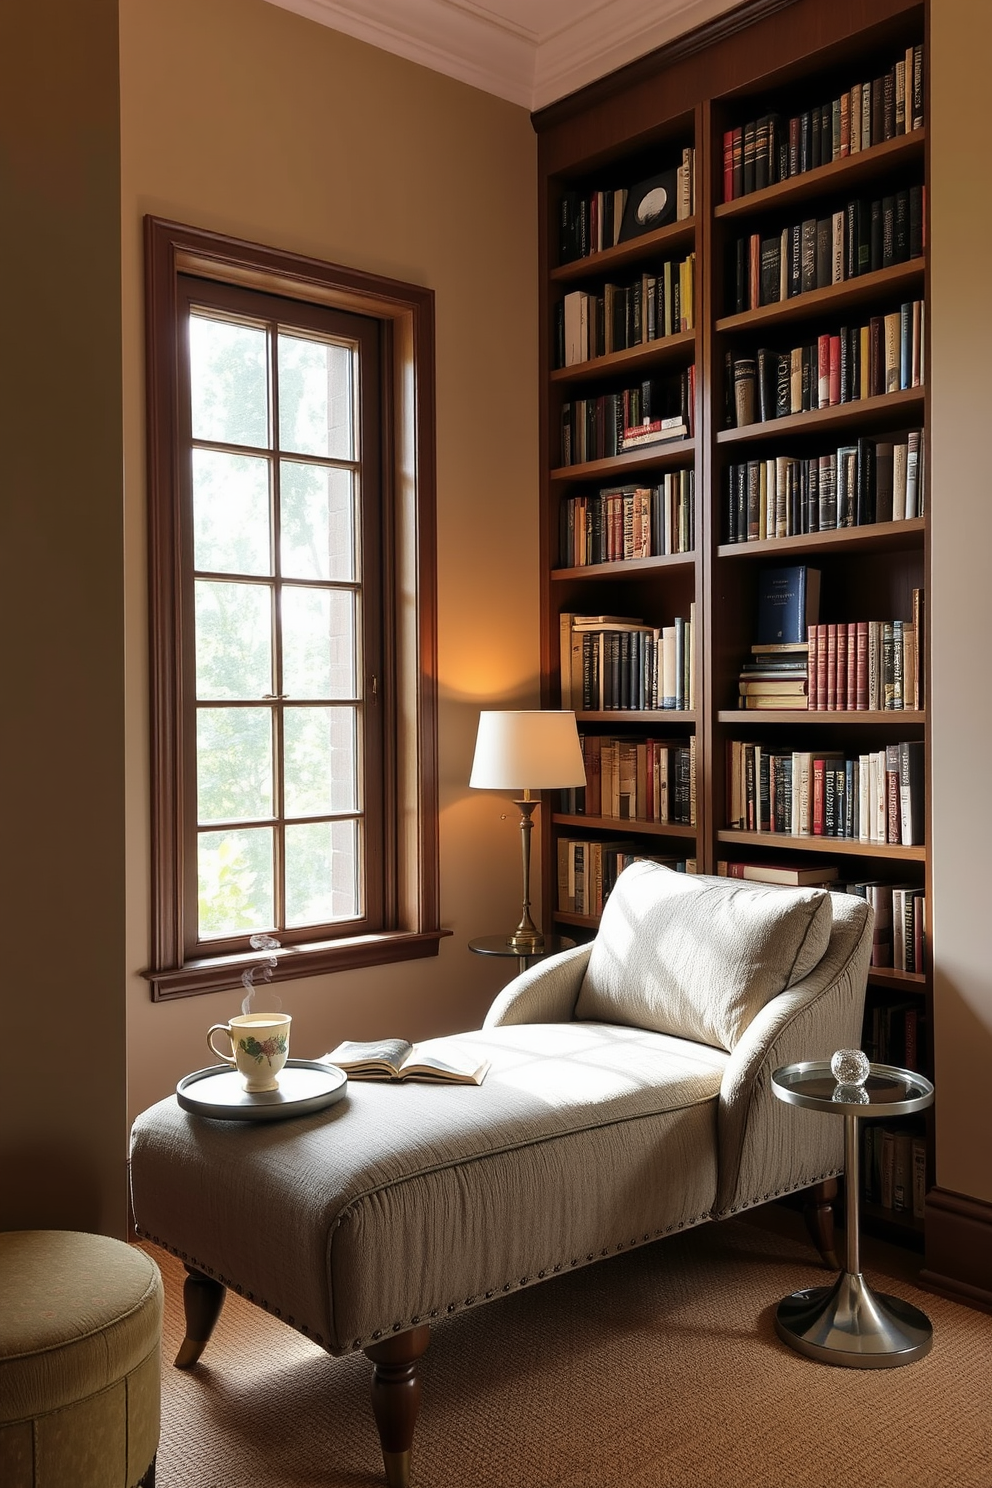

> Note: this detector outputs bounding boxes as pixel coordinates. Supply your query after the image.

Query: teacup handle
[206,1024,237,1066]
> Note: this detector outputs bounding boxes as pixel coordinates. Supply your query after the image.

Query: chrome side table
[771,1060,934,1369]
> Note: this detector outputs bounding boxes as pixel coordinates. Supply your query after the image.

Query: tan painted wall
[0,0,128,1233]
[120,0,540,1122]
[929,0,992,1205]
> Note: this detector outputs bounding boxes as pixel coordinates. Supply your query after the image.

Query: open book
[321,1037,490,1086]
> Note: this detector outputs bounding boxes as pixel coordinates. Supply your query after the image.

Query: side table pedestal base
[775,1270,932,1369]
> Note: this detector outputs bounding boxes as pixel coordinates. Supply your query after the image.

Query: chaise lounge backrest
[486,860,873,1220]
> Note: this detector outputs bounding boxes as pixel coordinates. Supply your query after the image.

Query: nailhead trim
[141,1210,723,1355]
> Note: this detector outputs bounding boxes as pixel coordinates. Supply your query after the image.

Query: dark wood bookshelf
[536,0,931,1246]
[716,258,924,336]
[716,516,924,558]
[550,329,694,386]
[552,219,696,283]
[550,439,696,484]
[717,708,924,723]
[553,813,696,839]
[715,128,925,220]
[717,386,925,445]
[715,829,925,862]
[573,710,697,724]
[868,965,926,990]
[552,551,695,581]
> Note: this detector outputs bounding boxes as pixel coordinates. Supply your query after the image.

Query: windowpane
[280,461,356,581]
[282,586,356,699]
[197,826,274,939]
[284,706,357,817]
[285,820,359,927]
[195,580,272,699]
[190,315,268,448]
[197,707,273,823]
[278,333,354,459]
[193,450,271,576]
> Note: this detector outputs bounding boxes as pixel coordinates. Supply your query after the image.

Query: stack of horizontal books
[738,641,808,709]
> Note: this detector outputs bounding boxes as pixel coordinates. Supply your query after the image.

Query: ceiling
[263,0,746,111]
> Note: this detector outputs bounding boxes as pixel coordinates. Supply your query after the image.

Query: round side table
[469,934,576,979]
[771,1059,934,1369]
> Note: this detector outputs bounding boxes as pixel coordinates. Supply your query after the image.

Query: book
[322,1037,491,1086]
[717,859,838,886]
[756,565,821,645]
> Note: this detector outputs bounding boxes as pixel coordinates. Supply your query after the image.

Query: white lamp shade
[469,710,586,791]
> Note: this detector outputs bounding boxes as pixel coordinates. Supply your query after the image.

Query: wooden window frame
[143,217,446,999]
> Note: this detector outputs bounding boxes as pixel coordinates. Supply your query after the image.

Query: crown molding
[262,0,538,108]
[262,0,745,111]
[532,0,747,108]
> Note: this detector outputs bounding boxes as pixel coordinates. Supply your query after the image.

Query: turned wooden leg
[174,1266,227,1369]
[804,1177,840,1270]
[364,1325,431,1488]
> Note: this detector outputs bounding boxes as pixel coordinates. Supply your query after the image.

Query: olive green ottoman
[0,1231,163,1488]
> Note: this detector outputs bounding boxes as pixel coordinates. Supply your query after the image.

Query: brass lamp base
[507,926,544,954]
[508,797,543,955]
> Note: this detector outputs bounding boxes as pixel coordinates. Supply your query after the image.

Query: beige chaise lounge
[129,862,873,1486]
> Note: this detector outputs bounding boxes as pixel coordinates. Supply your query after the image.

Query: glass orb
[830,1048,870,1085]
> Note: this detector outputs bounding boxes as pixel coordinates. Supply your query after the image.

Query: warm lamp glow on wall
[469,710,585,953]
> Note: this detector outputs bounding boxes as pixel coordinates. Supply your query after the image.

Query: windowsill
[144,927,451,1001]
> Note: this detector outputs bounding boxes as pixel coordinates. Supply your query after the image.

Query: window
[144,219,444,998]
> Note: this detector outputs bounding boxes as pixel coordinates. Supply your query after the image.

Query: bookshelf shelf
[717,709,924,724]
[868,966,926,991]
[551,329,694,386]
[716,258,924,336]
[717,386,925,446]
[717,516,924,559]
[550,439,695,484]
[552,551,695,582]
[553,813,696,839]
[537,0,930,1242]
[714,129,926,221]
[715,829,925,861]
[551,219,696,284]
[574,710,696,724]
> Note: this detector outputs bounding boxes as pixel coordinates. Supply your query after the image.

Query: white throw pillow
[574,861,833,1051]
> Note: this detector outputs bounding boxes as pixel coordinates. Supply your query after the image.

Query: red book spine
[723,130,734,202]
[817,336,830,409]
[855,620,869,709]
[812,757,826,835]
[846,621,858,712]
[835,625,848,709]
[826,623,838,710]
[807,624,819,709]
[829,334,842,404]
[817,624,828,710]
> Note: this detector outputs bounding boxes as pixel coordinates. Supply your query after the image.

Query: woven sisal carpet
[146,1216,991,1488]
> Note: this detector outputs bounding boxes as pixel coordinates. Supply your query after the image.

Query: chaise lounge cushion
[574,862,833,1052]
[129,1021,727,1354]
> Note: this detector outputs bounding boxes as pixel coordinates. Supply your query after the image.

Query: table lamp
[469,710,585,953]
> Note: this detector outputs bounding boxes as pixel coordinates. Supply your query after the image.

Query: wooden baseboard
[919,1187,992,1314]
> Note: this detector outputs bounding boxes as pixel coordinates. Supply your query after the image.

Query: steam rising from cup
[241,932,281,1015]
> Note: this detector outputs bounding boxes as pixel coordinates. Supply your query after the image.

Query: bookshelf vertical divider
[535,0,930,1248]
